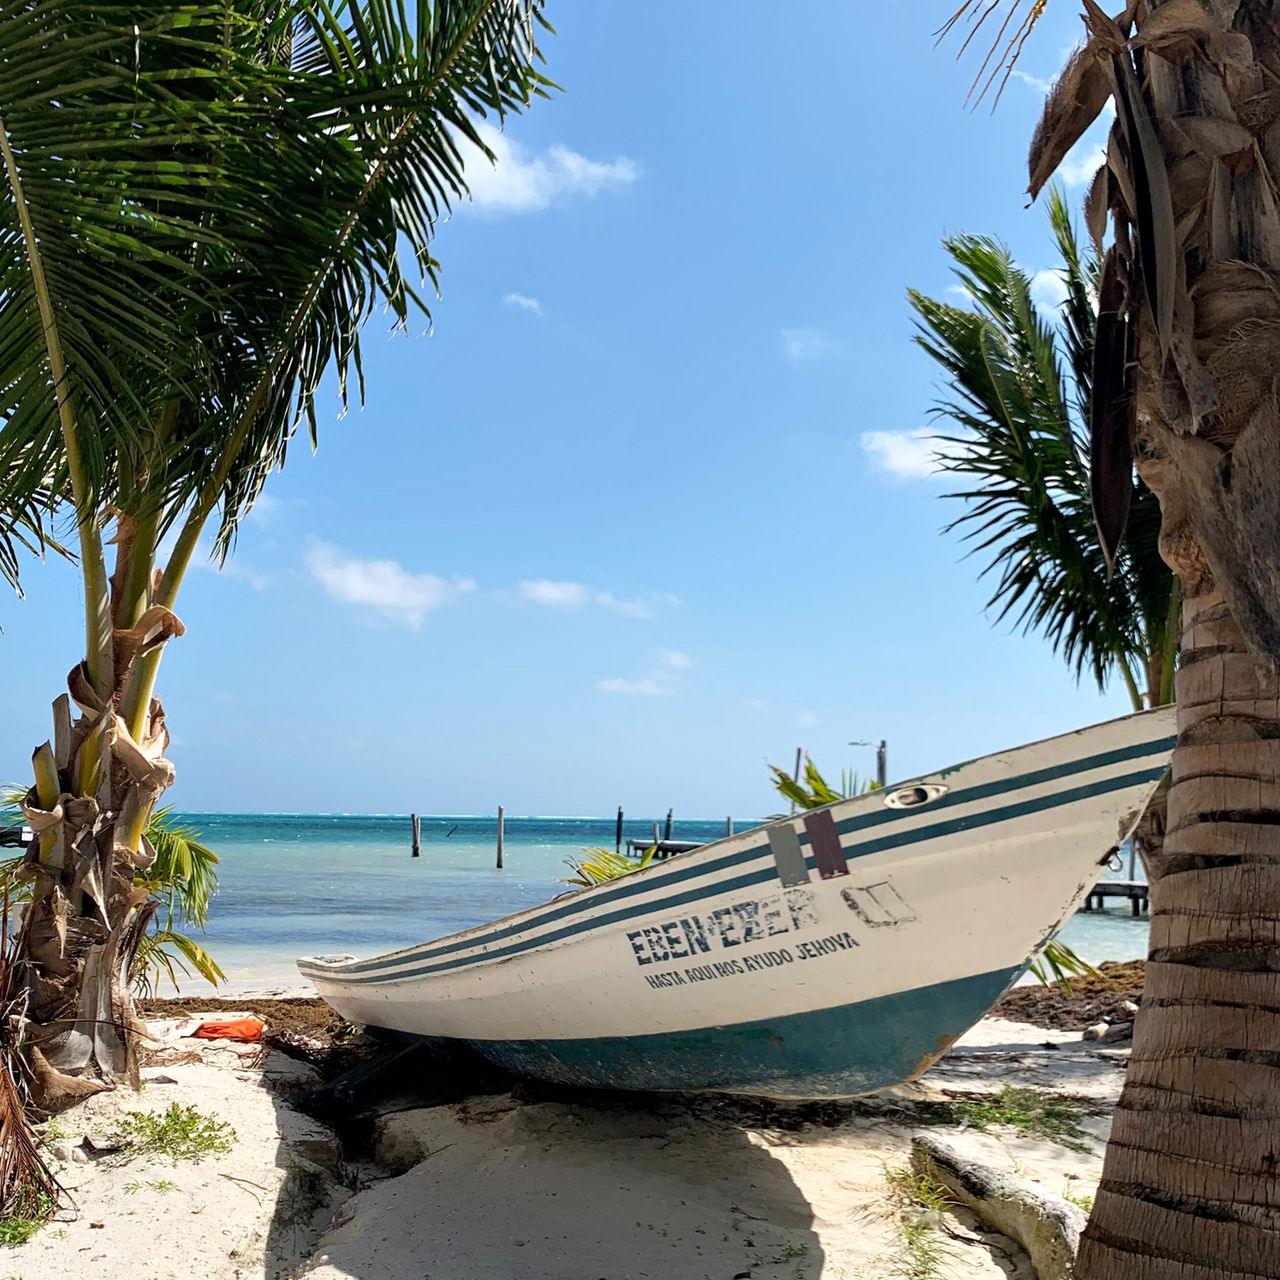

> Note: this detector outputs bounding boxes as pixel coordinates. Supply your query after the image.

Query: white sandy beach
[3,1009,1127,1280]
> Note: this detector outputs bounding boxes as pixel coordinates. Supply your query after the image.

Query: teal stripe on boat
[300,762,1168,984]
[452,966,1024,1096]
[302,734,1171,980]
[821,733,1177,844]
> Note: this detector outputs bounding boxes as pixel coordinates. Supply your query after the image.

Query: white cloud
[216,561,272,591]
[595,592,653,619]
[306,542,475,628]
[189,550,271,591]
[860,428,948,481]
[503,292,544,317]
[520,579,590,609]
[465,122,639,214]
[1060,141,1106,187]
[519,581,677,619]
[1010,68,1052,94]
[781,327,837,365]
[1030,268,1070,311]
[245,492,280,525]
[597,676,668,697]
[1057,106,1113,188]
[598,649,693,697]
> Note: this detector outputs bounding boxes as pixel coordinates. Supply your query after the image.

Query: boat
[299,707,1175,1099]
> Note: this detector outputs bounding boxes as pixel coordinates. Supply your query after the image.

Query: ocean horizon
[163,812,1150,995]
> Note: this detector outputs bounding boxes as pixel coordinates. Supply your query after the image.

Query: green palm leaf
[908,192,1176,706]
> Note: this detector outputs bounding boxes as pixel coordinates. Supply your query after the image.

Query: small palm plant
[769,756,877,812]
[563,845,657,888]
[0,794,222,996]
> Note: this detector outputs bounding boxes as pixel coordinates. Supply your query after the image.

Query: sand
[0,1008,1130,1280]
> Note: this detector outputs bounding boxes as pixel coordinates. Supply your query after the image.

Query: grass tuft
[952,1085,1092,1153]
[881,1165,956,1280]
[118,1103,235,1162]
[0,1193,54,1246]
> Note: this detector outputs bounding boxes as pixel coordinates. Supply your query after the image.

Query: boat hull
[300,708,1175,1098]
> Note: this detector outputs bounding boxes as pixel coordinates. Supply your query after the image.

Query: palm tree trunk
[1077,601,1280,1274]
[1046,1,1280,1268]
[16,521,182,1112]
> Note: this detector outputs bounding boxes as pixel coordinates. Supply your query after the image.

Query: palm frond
[562,845,655,888]
[0,0,554,571]
[141,807,220,929]
[909,201,1176,702]
[1029,938,1098,993]
[130,929,226,999]
[938,0,1051,109]
[768,757,875,814]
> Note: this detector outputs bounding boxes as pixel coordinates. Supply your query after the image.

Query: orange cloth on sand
[191,1017,265,1042]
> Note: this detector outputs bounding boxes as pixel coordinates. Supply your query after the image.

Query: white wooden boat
[299,708,1175,1099]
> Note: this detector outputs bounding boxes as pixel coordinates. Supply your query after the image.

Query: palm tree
[0,0,553,1108]
[947,2,1280,1274]
[909,190,1178,712]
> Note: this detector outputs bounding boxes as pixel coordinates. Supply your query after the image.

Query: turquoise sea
[180,813,1150,994]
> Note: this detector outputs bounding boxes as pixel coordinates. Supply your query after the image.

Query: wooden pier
[1081,879,1149,916]
[626,838,704,861]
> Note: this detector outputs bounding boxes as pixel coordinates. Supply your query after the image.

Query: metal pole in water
[411,813,421,858]
[726,816,734,837]
[615,805,624,854]
[652,821,661,852]
[496,806,505,870]
[876,740,887,789]
[664,808,673,840]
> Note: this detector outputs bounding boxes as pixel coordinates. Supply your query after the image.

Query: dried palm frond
[0,894,61,1227]
[938,0,1053,108]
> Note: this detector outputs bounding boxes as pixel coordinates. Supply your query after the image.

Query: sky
[0,2,1128,820]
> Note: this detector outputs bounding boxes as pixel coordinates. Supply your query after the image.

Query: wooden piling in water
[726,816,734,836]
[615,805,624,853]
[664,808,673,840]
[496,806,505,870]
[411,813,421,858]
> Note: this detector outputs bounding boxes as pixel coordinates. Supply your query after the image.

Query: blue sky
[0,2,1126,819]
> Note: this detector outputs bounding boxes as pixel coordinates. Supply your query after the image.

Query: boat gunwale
[299,710,1176,984]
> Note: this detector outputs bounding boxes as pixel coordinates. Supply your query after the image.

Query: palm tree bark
[16,523,182,1111]
[1060,2,1280,1270]
[1079,582,1280,1277]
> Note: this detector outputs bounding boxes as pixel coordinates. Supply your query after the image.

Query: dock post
[726,817,734,837]
[652,821,661,852]
[664,808,673,840]
[411,813,421,858]
[615,806,623,854]
[496,806,505,870]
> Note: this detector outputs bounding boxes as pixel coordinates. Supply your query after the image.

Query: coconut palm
[946,2,1280,1274]
[0,0,553,1108]
[909,190,1178,711]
